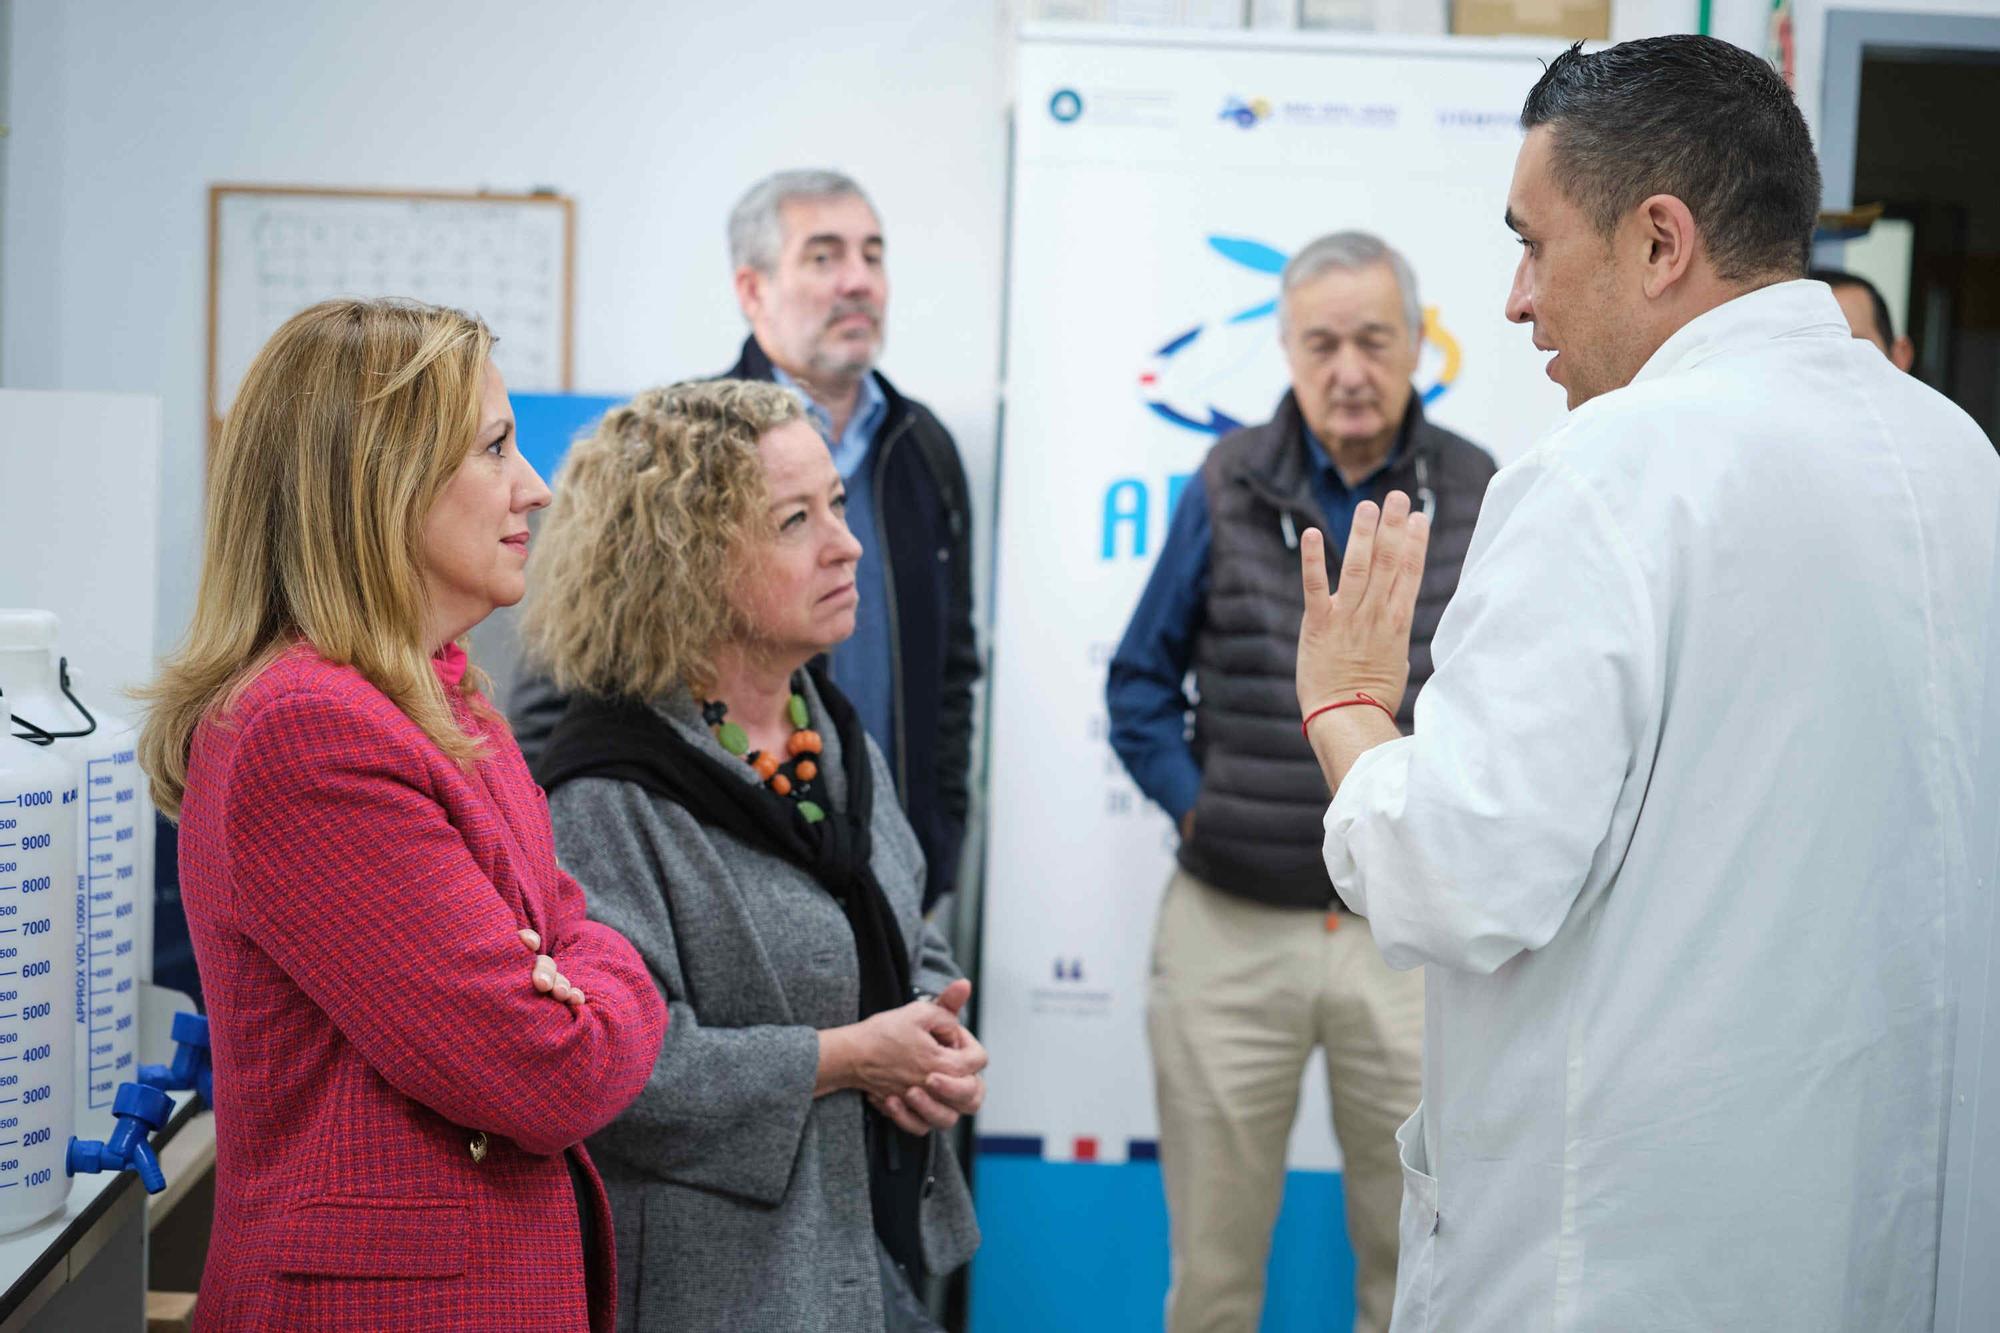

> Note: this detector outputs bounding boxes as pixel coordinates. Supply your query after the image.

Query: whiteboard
[207,186,573,430]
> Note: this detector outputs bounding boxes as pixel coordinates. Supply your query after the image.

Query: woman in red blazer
[139,298,668,1331]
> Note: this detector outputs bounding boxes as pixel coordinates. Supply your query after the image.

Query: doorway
[1819,10,2000,443]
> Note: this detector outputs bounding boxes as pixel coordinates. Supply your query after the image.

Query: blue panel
[510,392,626,487]
[968,1155,1355,1332]
[1264,1171,1358,1331]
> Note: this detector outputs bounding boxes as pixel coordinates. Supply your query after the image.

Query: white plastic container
[0,731,79,1232]
[0,612,142,1139]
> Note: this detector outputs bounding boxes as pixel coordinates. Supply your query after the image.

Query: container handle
[7,658,98,745]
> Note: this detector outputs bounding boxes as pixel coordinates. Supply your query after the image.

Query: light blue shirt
[772,364,886,481]
[770,366,896,758]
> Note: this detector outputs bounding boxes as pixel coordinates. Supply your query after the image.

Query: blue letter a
[1102,479,1149,560]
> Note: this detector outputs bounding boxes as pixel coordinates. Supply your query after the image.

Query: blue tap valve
[67,1082,176,1193]
[139,1012,211,1107]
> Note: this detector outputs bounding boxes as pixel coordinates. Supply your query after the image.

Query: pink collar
[431,641,469,688]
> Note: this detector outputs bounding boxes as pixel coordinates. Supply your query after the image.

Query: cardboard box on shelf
[1451,0,1608,39]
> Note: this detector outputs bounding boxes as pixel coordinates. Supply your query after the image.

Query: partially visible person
[1298,38,1996,1330]
[510,169,977,912]
[1107,231,1495,1333]
[522,379,983,1333]
[1811,265,1917,370]
[138,299,668,1332]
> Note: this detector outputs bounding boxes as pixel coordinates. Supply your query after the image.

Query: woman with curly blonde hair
[524,379,984,1332]
[139,298,666,1332]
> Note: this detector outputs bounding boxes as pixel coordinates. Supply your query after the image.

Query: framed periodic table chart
[206,184,575,437]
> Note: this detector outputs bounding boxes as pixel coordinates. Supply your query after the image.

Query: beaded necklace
[700,691,828,824]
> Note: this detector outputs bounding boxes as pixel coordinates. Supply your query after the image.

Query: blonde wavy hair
[139,298,495,817]
[520,379,803,700]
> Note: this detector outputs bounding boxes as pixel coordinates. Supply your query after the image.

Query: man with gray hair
[510,169,978,912]
[1106,230,1495,1332]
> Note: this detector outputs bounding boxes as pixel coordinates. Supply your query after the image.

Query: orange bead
[794,759,817,782]
[752,753,779,780]
[788,729,823,756]
[769,774,792,796]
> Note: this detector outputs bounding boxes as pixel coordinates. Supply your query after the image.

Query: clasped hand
[850,978,987,1136]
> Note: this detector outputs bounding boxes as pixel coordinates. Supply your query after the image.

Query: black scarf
[531,664,927,1277]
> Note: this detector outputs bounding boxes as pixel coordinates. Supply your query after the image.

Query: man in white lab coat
[1293,36,1999,1332]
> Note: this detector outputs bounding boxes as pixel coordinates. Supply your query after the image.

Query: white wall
[1,0,1011,658]
[10,0,1995,664]
[0,390,161,702]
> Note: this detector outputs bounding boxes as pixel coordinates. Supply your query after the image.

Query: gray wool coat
[546,676,980,1333]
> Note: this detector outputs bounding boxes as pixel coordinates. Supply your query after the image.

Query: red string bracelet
[1301,693,1395,738]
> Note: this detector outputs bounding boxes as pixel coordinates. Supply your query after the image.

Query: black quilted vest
[1177,392,1496,909]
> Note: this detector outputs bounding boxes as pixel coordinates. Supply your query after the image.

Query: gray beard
[807,338,882,383]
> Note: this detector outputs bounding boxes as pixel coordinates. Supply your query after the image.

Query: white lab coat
[1325,280,1998,1332]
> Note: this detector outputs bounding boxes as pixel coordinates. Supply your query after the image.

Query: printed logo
[1285,101,1397,129]
[1138,234,1464,438]
[1218,95,1272,129]
[1049,88,1084,123]
[1436,108,1515,131]
[1222,96,1395,131]
[1031,955,1109,1016]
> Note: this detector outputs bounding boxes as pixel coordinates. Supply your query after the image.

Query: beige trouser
[1148,869,1424,1333]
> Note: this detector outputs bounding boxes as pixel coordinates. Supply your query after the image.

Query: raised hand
[1296,491,1432,722]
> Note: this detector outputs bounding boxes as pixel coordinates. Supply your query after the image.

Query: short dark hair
[1520,36,1822,281]
[1809,267,1895,344]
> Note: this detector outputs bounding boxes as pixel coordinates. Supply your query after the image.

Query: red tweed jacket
[177,644,667,1331]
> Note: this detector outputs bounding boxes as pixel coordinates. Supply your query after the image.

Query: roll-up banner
[975,25,1565,1329]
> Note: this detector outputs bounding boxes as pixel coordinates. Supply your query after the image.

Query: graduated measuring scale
[0,731,79,1232]
[0,612,142,1140]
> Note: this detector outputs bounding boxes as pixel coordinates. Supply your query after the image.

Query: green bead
[788,693,810,728]
[716,721,750,756]
[797,800,825,824]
